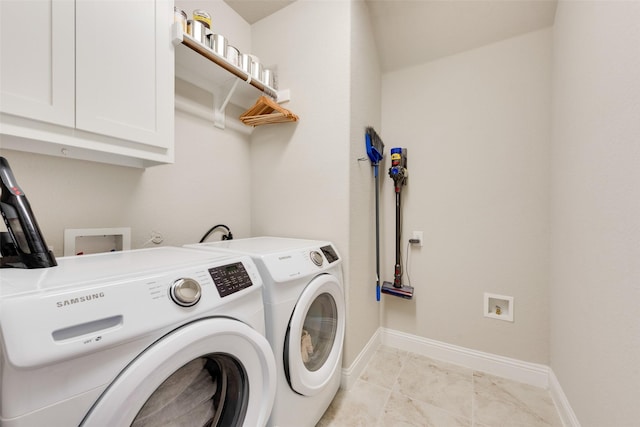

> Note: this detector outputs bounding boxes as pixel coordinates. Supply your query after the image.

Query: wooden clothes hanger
[240,95,299,126]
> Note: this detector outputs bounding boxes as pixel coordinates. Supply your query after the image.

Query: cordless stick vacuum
[382,148,414,299]
[365,127,384,301]
[0,157,57,269]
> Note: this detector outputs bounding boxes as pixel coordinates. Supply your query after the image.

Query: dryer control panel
[320,245,339,264]
[208,261,253,297]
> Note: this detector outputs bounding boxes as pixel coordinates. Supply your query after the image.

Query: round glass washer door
[285,273,345,396]
[81,318,276,427]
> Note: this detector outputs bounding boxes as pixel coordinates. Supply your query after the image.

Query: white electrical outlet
[411,231,423,247]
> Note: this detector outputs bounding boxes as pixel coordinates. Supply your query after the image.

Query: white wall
[250,0,381,368]
[249,0,350,248]
[0,108,253,253]
[550,1,640,425]
[380,28,552,364]
[347,0,382,366]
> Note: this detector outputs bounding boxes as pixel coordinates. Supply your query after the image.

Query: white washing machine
[186,237,345,427]
[0,247,276,427]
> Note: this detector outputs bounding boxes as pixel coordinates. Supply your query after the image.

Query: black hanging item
[381,148,414,299]
[0,157,57,269]
[199,224,233,243]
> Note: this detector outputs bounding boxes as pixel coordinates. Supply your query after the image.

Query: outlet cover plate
[412,231,424,247]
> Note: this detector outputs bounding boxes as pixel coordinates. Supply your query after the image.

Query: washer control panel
[208,261,253,297]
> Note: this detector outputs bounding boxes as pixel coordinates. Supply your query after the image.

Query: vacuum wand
[382,148,414,299]
[393,189,403,288]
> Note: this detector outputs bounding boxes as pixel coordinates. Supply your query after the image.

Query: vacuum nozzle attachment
[381,281,414,299]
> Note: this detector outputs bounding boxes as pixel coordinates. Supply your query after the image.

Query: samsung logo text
[56,292,105,308]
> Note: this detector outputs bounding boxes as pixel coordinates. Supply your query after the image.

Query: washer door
[81,318,276,427]
[285,274,345,396]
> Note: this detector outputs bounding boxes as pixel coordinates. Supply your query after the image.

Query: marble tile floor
[317,346,563,427]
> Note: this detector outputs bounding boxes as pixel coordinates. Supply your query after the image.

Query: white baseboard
[340,327,382,390]
[380,327,549,388]
[549,369,582,427]
[341,327,580,427]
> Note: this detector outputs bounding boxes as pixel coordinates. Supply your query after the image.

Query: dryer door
[81,318,276,427]
[285,273,345,396]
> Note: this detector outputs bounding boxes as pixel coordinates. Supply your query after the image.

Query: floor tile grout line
[471,370,476,427]
[378,386,394,425]
[389,349,408,391]
[376,348,412,426]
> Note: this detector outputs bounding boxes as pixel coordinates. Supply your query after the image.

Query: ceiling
[224,0,295,26]
[224,0,557,72]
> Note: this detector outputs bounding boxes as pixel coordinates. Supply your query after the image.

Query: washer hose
[199,224,233,243]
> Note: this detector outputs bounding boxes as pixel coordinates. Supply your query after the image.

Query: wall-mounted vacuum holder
[0,157,57,269]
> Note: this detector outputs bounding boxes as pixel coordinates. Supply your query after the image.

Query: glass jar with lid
[174,7,187,33]
[193,9,211,29]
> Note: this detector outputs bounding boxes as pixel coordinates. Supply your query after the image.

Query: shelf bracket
[276,89,291,104]
[213,79,240,129]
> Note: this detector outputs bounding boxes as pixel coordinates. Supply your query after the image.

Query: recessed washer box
[484,292,514,322]
[64,228,131,256]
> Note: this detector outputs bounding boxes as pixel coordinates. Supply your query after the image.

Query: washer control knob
[310,250,324,267]
[170,278,201,307]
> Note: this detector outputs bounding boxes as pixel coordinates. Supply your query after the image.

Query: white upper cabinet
[0,0,75,126]
[75,0,172,149]
[0,0,174,168]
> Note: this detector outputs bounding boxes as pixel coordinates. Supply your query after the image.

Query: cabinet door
[75,0,173,149]
[0,0,75,126]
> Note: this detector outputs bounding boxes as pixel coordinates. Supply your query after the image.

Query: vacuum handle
[0,157,22,195]
[0,157,56,268]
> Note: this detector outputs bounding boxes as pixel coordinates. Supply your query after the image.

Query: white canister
[251,60,263,82]
[262,68,276,88]
[187,20,207,45]
[239,53,252,74]
[174,7,187,33]
[208,33,227,57]
[225,45,240,67]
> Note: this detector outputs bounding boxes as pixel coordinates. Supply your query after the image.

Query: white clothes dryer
[0,247,276,427]
[185,237,345,427]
